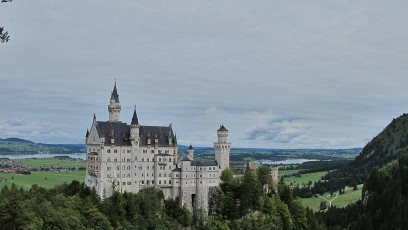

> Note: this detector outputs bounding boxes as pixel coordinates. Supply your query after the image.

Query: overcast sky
[1,1,408,148]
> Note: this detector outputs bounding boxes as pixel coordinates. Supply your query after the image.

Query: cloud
[6,118,27,127]
[245,117,309,144]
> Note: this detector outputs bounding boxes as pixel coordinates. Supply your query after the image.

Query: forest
[0,165,324,230]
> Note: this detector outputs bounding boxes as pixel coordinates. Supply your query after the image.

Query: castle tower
[108,81,121,122]
[271,166,279,183]
[130,107,139,141]
[214,125,231,171]
[187,145,194,158]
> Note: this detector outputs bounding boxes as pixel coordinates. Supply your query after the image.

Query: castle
[85,82,231,212]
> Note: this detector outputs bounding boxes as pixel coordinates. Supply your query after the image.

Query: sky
[1,1,408,148]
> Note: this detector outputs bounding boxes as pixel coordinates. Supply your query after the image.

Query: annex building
[85,82,231,212]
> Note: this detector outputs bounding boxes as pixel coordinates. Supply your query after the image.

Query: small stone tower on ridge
[214,125,231,172]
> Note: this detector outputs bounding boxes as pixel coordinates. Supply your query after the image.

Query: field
[299,184,363,211]
[0,171,85,189]
[278,169,300,177]
[17,158,85,168]
[283,171,328,186]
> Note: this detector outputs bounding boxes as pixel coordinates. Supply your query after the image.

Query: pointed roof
[131,107,139,125]
[218,124,228,131]
[188,144,194,150]
[85,129,90,138]
[110,81,120,103]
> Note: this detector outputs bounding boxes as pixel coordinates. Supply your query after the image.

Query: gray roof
[131,109,139,125]
[191,160,218,167]
[94,121,131,146]
[218,124,228,131]
[110,82,120,103]
[94,121,176,147]
[139,125,176,146]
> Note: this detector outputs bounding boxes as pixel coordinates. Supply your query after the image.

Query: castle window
[159,173,161,177]
[169,158,172,162]
[169,180,171,184]
[147,166,149,170]
[152,180,154,184]
[127,182,131,185]
[127,174,130,178]
[107,158,111,162]
[164,173,167,177]
[143,150,147,153]
[159,181,161,184]
[159,158,162,162]
[200,181,202,184]
[150,150,154,153]
[127,149,131,153]
[164,180,166,184]
[107,174,111,178]
[117,166,120,170]
[114,149,118,153]
[123,182,126,185]
[107,149,111,153]
[114,158,117,162]
[127,158,131,162]
[107,167,111,171]
[200,174,202,178]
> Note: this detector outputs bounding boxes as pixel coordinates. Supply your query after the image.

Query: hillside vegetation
[324,113,408,186]
[0,138,85,155]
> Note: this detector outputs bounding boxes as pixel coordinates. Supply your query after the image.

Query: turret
[130,107,139,141]
[214,124,231,171]
[108,81,121,122]
[187,145,194,158]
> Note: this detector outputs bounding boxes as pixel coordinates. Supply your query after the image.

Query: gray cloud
[1,1,408,148]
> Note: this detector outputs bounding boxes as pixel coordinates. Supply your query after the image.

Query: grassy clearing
[299,184,364,211]
[0,171,85,189]
[279,169,300,177]
[16,158,85,168]
[284,171,328,187]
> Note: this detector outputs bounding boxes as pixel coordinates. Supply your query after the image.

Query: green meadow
[284,171,328,186]
[0,171,85,189]
[16,158,86,168]
[299,184,363,211]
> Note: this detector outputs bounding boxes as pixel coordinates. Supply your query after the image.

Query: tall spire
[131,105,139,125]
[110,80,120,103]
[108,80,121,122]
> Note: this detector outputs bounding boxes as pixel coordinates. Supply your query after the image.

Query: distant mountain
[0,138,85,155]
[0,138,34,144]
[325,113,408,185]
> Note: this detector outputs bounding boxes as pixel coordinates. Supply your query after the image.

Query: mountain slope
[325,113,408,185]
[0,138,85,155]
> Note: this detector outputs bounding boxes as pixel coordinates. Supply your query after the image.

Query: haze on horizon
[1,1,408,149]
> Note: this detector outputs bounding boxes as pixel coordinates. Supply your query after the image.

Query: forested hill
[0,138,85,155]
[325,113,408,185]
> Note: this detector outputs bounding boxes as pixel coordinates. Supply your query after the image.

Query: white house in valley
[85,82,231,212]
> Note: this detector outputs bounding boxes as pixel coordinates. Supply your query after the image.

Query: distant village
[0,156,84,177]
